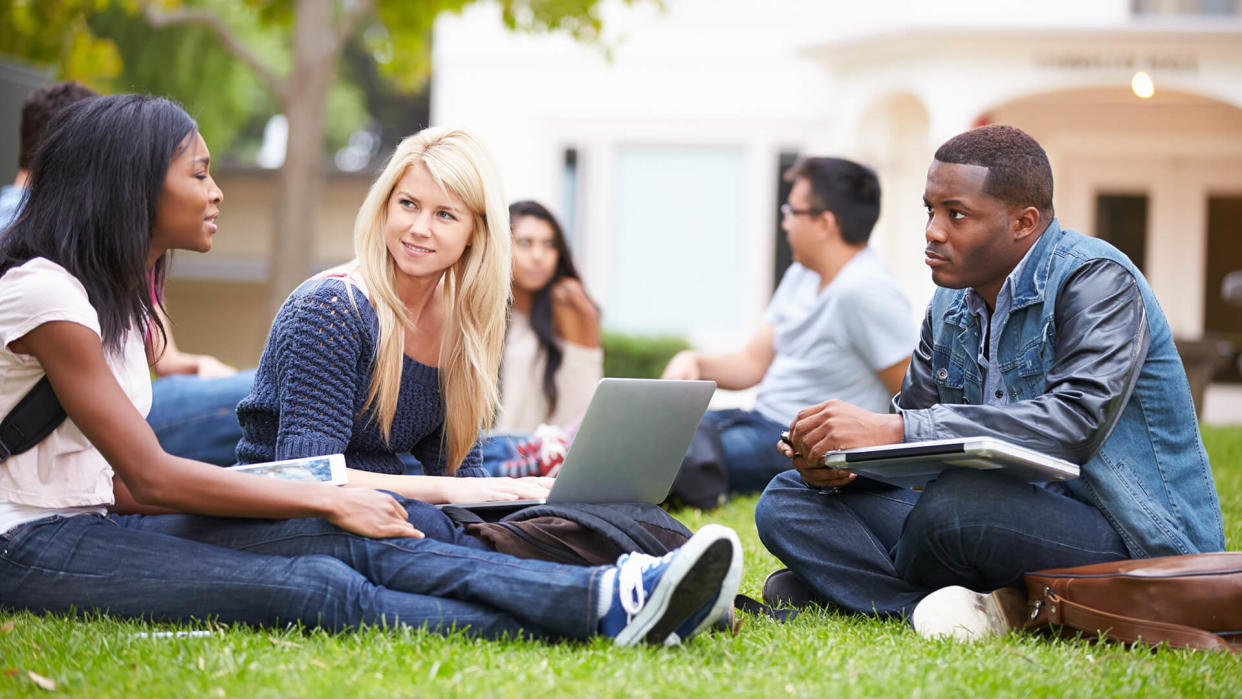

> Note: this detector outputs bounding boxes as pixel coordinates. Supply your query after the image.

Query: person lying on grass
[756,124,1225,641]
[0,94,740,645]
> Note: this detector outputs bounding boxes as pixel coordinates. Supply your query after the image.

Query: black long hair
[508,200,590,419]
[0,94,197,353]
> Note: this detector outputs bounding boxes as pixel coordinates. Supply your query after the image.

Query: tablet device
[227,453,347,485]
[819,437,1079,490]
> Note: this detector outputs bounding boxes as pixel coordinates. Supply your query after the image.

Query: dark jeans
[0,498,604,639]
[755,468,1130,617]
[147,370,255,466]
[700,409,792,494]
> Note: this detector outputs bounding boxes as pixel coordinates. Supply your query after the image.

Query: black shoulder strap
[439,504,487,526]
[0,376,67,462]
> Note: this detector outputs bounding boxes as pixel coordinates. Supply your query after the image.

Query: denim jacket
[896,220,1225,558]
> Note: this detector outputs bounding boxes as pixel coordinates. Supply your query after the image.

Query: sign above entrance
[1034,52,1198,73]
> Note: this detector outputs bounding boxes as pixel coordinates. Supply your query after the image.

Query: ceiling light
[1131,71,1155,99]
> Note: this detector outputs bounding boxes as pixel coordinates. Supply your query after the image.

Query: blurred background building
[429,0,1242,421]
[2,0,1240,421]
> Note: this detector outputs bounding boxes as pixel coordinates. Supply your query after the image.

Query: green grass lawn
[3,427,1241,697]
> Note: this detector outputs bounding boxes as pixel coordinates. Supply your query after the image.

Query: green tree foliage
[0,0,125,85]
[87,4,279,157]
[1,0,648,314]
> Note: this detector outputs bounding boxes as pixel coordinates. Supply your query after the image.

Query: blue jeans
[147,370,256,466]
[479,434,560,477]
[0,500,604,640]
[700,409,791,494]
[755,468,1130,617]
[480,434,523,476]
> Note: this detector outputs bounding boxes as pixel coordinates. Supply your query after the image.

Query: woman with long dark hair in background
[497,201,602,433]
[478,202,603,477]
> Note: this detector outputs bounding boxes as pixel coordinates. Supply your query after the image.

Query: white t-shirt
[754,248,916,424]
[0,258,152,533]
[495,309,603,433]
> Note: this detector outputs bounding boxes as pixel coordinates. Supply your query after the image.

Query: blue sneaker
[665,526,742,645]
[599,524,738,646]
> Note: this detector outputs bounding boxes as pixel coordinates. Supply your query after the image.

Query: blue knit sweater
[236,277,485,476]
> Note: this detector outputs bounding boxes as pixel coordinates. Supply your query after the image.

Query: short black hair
[18,81,98,170]
[933,124,1053,215]
[783,157,880,245]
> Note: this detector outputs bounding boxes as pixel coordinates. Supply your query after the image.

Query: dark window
[772,151,800,292]
[1205,195,1242,382]
[1096,194,1148,274]
[562,148,580,249]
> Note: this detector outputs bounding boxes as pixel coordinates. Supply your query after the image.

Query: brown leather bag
[1021,552,1242,653]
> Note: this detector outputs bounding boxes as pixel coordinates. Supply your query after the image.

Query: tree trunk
[266,0,340,317]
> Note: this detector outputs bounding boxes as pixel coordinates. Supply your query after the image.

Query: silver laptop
[447,378,716,512]
[820,436,1080,490]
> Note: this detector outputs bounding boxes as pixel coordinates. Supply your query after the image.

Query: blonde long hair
[352,127,511,473]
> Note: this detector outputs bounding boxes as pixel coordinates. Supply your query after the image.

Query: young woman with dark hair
[497,201,602,433]
[0,94,740,644]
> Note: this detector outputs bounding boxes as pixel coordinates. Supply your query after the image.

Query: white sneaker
[910,586,1026,642]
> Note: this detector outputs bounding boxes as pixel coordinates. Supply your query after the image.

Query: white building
[431,0,1242,419]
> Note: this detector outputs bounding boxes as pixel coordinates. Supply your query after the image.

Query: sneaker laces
[615,552,667,618]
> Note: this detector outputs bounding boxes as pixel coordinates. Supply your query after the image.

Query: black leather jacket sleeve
[895,259,1151,464]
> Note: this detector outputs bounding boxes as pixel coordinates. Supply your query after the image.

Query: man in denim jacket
[754,125,1225,641]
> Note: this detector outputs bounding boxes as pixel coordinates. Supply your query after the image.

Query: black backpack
[441,502,691,566]
[441,501,797,624]
[664,421,730,511]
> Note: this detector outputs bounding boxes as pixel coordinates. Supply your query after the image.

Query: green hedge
[601,331,691,379]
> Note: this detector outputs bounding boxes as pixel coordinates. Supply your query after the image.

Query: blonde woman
[236,127,548,504]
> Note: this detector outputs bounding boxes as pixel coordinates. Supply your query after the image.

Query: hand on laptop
[443,476,554,504]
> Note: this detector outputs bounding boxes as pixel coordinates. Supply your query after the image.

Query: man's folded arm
[896,259,1150,463]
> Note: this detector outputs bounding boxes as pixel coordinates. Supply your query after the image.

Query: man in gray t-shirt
[662,157,916,494]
